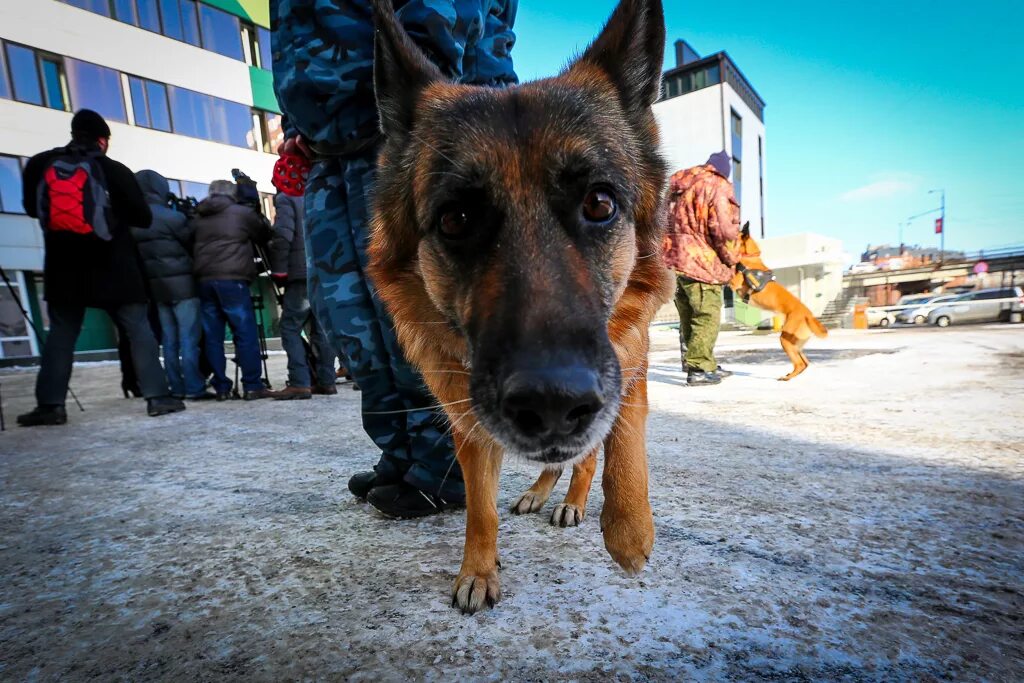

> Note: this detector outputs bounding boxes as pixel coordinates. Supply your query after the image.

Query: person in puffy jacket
[131,170,209,400]
[272,0,517,518]
[266,191,336,400]
[17,110,184,426]
[663,151,742,386]
[190,180,272,400]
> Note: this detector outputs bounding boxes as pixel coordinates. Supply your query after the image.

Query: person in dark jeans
[267,191,336,400]
[190,180,272,400]
[17,109,185,426]
[131,170,210,400]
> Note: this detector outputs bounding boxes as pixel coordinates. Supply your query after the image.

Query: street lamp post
[929,189,946,263]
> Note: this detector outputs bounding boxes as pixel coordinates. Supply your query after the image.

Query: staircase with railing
[818,290,861,328]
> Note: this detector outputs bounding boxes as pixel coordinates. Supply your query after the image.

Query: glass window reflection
[6,44,43,106]
[0,155,26,214]
[65,59,126,123]
[199,5,243,60]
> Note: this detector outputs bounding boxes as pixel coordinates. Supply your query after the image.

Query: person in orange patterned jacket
[663,151,742,386]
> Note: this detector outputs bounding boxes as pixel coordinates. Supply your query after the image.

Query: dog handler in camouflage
[663,151,742,387]
[271,0,518,517]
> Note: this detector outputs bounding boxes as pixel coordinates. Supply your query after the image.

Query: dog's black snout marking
[500,368,604,439]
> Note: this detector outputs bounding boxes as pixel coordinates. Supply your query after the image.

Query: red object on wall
[935,217,943,234]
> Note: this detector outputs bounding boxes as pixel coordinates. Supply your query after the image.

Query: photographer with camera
[191,180,272,400]
[130,170,210,400]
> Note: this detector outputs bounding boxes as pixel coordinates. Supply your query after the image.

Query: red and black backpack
[36,148,112,241]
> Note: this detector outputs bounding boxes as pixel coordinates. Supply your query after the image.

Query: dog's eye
[439,208,470,239]
[581,189,617,223]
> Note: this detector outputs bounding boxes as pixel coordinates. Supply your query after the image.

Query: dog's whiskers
[364,398,472,415]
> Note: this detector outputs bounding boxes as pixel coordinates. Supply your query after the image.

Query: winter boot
[367,482,464,519]
[147,396,186,417]
[17,405,68,427]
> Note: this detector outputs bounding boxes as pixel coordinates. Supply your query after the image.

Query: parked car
[895,294,961,324]
[928,287,1024,327]
[867,307,896,327]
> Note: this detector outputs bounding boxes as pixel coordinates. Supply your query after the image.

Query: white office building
[0,0,281,361]
[653,40,767,237]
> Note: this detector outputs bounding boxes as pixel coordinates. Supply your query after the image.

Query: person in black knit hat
[17,110,186,426]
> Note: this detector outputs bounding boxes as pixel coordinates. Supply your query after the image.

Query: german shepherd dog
[367,0,672,613]
[729,225,829,381]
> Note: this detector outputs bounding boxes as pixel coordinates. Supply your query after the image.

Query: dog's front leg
[601,377,654,575]
[451,435,503,614]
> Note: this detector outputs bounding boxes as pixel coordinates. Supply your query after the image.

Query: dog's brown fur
[729,226,829,381]
[367,0,672,613]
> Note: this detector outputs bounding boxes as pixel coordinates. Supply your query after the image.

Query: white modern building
[652,40,770,325]
[0,0,281,361]
[653,40,767,237]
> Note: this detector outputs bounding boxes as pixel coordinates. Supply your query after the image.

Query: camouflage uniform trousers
[304,154,464,502]
[674,275,723,373]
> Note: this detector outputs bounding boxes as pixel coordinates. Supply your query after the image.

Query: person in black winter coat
[17,110,184,426]
[266,191,336,399]
[190,180,272,400]
[131,170,210,400]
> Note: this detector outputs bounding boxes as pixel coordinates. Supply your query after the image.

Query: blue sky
[512,0,1024,259]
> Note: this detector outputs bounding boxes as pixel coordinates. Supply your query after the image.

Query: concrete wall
[758,234,846,317]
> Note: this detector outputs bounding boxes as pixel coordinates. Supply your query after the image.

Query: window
[128,77,149,127]
[5,44,44,106]
[732,157,742,205]
[0,41,11,100]
[146,80,172,131]
[731,110,742,137]
[136,0,162,33]
[66,59,126,122]
[65,0,111,16]
[265,112,284,153]
[113,0,138,25]
[252,110,284,154]
[180,0,202,47]
[199,4,243,60]
[40,56,68,111]
[167,86,253,147]
[181,180,209,200]
[159,0,184,40]
[0,155,26,215]
[0,272,34,359]
[241,23,259,67]
[128,76,171,131]
[258,27,273,72]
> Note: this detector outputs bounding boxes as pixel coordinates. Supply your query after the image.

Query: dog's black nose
[500,367,604,440]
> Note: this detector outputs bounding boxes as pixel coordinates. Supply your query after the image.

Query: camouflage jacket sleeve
[707,179,741,268]
[271,0,518,150]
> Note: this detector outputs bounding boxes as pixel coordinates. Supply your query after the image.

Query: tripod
[0,266,85,430]
[252,243,320,376]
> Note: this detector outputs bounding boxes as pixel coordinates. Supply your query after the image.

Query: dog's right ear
[372,0,444,140]
[741,221,750,238]
[568,0,665,126]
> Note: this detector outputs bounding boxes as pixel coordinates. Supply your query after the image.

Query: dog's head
[368,0,666,465]
[738,221,763,259]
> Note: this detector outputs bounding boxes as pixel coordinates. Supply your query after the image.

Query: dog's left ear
[372,0,445,140]
[568,0,665,125]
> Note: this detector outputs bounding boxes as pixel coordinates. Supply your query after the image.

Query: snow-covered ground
[1,325,1021,681]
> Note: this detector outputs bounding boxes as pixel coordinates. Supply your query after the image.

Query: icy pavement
[1,326,1021,681]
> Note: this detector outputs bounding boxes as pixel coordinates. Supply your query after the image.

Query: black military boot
[687,368,722,386]
[17,405,68,427]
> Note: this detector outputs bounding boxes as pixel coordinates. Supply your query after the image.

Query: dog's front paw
[510,489,549,515]
[550,503,585,527]
[601,507,654,576]
[452,569,500,614]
